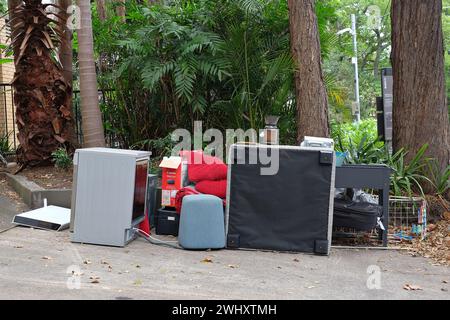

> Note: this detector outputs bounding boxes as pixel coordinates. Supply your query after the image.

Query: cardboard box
[159,156,187,207]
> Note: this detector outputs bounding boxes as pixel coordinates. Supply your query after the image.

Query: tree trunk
[77,0,105,147]
[115,0,125,22]
[96,0,107,21]
[8,0,22,64]
[391,0,450,172]
[288,0,329,143]
[58,0,73,90]
[11,0,75,167]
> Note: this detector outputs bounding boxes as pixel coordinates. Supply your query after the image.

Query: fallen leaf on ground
[403,284,423,291]
[201,257,213,263]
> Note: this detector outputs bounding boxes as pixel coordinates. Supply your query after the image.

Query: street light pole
[351,14,361,123]
[337,14,361,123]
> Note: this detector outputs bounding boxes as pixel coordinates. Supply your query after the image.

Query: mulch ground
[3,165,73,190]
[400,218,450,266]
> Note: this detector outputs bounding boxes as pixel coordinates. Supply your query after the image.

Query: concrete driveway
[0,226,448,300]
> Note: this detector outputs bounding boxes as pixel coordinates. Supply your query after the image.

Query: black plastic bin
[155,207,180,236]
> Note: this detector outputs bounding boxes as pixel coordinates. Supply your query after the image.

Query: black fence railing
[0,84,120,152]
[73,89,120,148]
[0,84,17,152]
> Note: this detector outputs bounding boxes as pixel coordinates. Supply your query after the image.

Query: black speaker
[226,144,335,255]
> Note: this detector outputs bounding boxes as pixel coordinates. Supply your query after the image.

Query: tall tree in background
[391,0,450,171]
[288,0,329,143]
[115,0,125,22]
[77,0,105,147]
[58,0,73,91]
[96,0,107,21]
[9,0,74,167]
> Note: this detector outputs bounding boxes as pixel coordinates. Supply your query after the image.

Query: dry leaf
[201,257,213,263]
[403,284,423,291]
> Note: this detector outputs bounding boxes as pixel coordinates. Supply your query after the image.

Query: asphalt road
[0,226,448,300]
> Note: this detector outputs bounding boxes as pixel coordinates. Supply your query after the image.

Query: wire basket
[389,196,427,242]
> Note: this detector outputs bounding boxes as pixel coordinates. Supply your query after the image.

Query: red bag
[195,180,227,199]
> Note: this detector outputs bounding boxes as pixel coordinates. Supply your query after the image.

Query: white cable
[132,228,181,249]
[135,228,178,243]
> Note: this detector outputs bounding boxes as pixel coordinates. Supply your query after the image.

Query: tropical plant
[337,133,386,165]
[51,148,73,170]
[7,0,74,167]
[387,144,433,197]
[425,160,450,197]
[331,118,382,149]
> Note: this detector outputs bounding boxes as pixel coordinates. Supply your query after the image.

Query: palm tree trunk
[8,0,22,64]
[288,0,329,143]
[11,0,75,166]
[58,0,73,85]
[77,0,105,147]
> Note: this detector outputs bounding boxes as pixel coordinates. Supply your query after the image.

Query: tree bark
[77,0,105,147]
[11,0,75,167]
[58,0,73,87]
[8,0,22,64]
[288,0,329,143]
[96,0,107,21]
[115,0,125,22]
[391,0,450,172]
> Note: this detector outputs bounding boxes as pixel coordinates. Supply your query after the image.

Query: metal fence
[73,89,120,148]
[0,84,17,151]
[0,84,119,152]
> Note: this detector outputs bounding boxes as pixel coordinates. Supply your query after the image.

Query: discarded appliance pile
[12,136,390,256]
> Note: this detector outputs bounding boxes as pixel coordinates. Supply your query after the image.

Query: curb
[1,172,72,209]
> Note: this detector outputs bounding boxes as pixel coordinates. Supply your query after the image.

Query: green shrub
[425,160,450,197]
[331,118,383,153]
[0,131,11,155]
[51,148,73,170]
[332,119,386,164]
[387,144,433,197]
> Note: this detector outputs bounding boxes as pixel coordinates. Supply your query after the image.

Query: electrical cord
[0,225,17,234]
[132,228,182,250]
